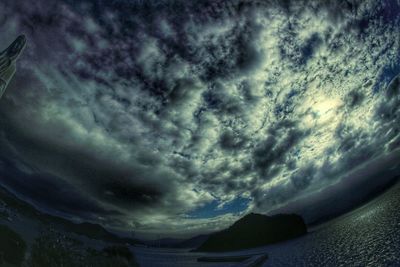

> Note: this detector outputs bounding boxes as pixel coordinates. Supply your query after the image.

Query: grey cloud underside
[0,0,400,235]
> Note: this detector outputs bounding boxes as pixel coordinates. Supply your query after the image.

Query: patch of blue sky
[187,196,251,219]
[373,56,400,94]
[373,59,400,93]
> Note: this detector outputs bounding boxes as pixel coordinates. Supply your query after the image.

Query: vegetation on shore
[0,225,139,267]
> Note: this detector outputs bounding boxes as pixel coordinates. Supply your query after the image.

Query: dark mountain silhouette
[195,213,307,252]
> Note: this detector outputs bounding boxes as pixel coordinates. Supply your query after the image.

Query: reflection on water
[133,181,400,266]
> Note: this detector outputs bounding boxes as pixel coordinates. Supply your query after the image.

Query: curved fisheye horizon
[0,0,400,238]
[0,0,400,266]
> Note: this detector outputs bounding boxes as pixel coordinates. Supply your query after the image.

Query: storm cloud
[0,0,399,236]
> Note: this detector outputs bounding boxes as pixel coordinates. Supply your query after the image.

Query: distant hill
[195,213,307,252]
[142,237,184,247]
[141,234,209,249]
[0,185,141,246]
[174,234,209,248]
[58,221,142,246]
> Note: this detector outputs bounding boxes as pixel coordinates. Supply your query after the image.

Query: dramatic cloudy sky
[0,0,400,237]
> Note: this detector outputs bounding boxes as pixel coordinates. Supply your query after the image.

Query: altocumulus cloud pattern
[0,0,399,237]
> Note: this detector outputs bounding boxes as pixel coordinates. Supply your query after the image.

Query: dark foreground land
[0,186,140,267]
[0,223,139,267]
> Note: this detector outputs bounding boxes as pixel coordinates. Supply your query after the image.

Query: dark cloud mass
[0,0,400,236]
